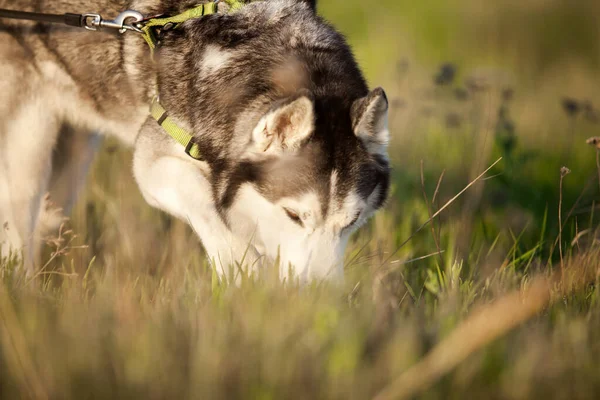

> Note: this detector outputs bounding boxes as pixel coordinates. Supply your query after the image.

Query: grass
[2,0,600,398]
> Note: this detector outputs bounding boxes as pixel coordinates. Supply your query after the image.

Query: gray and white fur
[0,0,391,281]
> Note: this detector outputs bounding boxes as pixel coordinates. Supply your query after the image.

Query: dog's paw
[38,193,67,233]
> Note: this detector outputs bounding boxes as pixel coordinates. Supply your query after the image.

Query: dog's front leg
[0,90,62,274]
[35,128,103,266]
[133,131,262,280]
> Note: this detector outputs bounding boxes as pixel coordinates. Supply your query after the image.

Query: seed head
[434,63,456,86]
[586,137,600,150]
[560,166,571,177]
[561,98,581,117]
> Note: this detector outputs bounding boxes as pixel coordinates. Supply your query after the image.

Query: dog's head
[220,88,390,281]
[140,0,392,281]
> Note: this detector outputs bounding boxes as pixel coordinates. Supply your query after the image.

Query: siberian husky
[0,0,390,281]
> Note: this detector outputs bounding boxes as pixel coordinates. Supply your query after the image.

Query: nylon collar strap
[143,1,247,160]
[150,98,202,159]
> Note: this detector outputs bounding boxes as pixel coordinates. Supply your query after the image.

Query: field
[2,0,600,398]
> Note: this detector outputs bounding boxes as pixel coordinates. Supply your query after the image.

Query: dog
[0,0,391,281]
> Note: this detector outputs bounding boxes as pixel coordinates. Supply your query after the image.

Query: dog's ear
[298,0,317,12]
[351,87,389,156]
[249,92,315,156]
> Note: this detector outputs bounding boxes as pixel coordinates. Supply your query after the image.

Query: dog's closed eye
[284,208,304,227]
[342,213,361,231]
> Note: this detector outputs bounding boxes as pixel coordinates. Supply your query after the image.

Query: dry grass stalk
[549,175,596,263]
[587,137,600,193]
[372,260,598,400]
[381,157,503,266]
[420,160,445,268]
[0,286,48,399]
[432,170,446,253]
[559,166,571,275]
[25,223,86,285]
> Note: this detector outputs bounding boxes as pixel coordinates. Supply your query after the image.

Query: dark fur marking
[35,23,104,112]
[2,26,39,69]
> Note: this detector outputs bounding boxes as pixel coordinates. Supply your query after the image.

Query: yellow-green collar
[150,98,202,159]
[142,1,248,160]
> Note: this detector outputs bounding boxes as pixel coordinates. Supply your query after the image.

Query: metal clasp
[83,10,144,34]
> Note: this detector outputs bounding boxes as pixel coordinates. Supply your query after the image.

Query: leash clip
[83,10,144,33]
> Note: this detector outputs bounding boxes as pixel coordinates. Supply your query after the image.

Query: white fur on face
[226,176,382,282]
[134,139,383,283]
[278,192,322,232]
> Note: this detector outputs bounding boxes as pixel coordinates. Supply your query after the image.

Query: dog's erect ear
[297,0,317,12]
[249,93,315,156]
[351,87,389,156]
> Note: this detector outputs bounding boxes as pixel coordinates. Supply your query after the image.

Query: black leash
[0,8,144,33]
[0,9,86,27]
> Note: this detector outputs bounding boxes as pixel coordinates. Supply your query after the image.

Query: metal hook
[83,10,144,34]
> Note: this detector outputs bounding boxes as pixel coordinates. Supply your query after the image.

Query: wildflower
[434,63,456,86]
[586,136,600,149]
[561,98,580,117]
